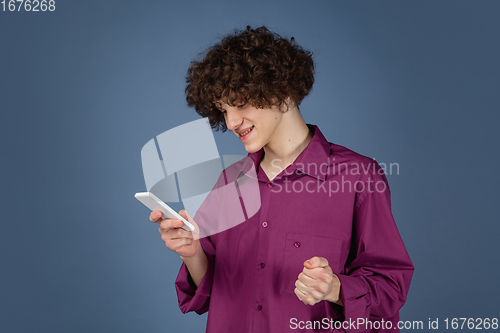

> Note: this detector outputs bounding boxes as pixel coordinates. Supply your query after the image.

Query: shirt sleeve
[173,166,229,315]
[328,161,414,329]
[175,236,216,315]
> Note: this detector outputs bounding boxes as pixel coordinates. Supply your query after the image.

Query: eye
[215,105,226,114]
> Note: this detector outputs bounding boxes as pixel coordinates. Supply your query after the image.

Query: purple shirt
[175,125,413,332]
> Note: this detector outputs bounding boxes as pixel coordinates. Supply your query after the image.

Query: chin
[243,143,263,154]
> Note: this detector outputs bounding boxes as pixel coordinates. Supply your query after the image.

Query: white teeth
[240,126,254,136]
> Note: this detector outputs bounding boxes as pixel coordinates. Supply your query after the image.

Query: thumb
[179,209,189,220]
[304,256,328,269]
[179,209,196,227]
[179,209,201,240]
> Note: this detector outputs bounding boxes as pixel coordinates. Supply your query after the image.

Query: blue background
[1,0,499,332]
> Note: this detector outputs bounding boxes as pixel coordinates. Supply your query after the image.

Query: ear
[281,97,295,113]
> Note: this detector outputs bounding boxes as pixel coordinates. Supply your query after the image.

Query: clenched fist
[294,256,343,306]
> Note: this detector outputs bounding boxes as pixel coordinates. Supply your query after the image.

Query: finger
[180,210,202,240]
[159,219,185,231]
[302,265,333,280]
[161,234,192,245]
[294,286,308,302]
[175,243,194,254]
[150,210,164,222]
[295,278,312,294]
[160,229,193,243]
[294,287,315,306]
[178,209,189,220]
[163,237,193,250]
[297,271,316,287]
[296,278,325,300]
[172,228,193,240]
[304,256,329,269]
[162,231,193,242]
[159,225,193,240]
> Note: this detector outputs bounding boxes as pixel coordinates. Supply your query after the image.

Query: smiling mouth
[239,126,254,137]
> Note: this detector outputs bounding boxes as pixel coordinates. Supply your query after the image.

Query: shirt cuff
[336,274,371,323]
[175,253,215,315]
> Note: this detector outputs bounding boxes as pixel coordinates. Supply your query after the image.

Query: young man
[150,26,413,332]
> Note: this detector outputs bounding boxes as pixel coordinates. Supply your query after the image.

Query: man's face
[215,101,284,153]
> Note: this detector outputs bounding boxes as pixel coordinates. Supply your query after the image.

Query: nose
[224,107,243,131]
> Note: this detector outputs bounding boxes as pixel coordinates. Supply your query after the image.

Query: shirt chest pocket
[280,232,342,294]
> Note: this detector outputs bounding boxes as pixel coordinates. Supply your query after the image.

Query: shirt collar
[243,124,330,182]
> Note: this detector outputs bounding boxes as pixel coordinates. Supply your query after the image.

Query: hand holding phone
[135,192,195,232]
[137,192,206,280]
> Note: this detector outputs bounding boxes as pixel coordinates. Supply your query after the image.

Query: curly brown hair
[185,26,315,131]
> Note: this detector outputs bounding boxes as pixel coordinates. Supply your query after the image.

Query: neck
[261,105,313,170]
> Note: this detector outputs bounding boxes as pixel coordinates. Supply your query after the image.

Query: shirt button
[257,304,263,311]
[294,241,301,248]
[267,182,273,188]
[262,221,268,228]
[259,262,265,269]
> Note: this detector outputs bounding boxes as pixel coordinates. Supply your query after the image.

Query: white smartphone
[134,192,195,232]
